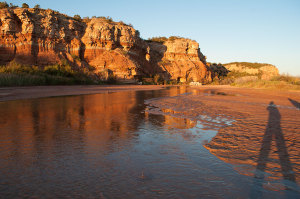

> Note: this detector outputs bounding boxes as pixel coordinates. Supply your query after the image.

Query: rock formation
[223,62,279,80]
[0,7,211,83]
[147,37,211,83]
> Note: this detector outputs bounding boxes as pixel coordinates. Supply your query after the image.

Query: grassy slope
[231,75,300,90]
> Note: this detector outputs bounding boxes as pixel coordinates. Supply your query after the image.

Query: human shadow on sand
[288,98,300,110]
[256,101,295,182]
[250,101,297,198]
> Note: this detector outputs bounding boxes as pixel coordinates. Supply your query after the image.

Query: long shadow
[250,101,296,198]
[256,101,295,182]
[288,98,300,109]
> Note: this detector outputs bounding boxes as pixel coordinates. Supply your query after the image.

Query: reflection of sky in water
[0,86,299,198]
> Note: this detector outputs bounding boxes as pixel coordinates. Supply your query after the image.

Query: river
[0,86,298,198]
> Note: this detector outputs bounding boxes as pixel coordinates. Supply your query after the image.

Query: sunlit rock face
[0,8,86,66]
[0,8,211,82]
[223,63,279,80]
[81,18,147,79]
[147,38,211,83]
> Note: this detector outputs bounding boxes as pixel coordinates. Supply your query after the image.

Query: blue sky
[8,0,300,75]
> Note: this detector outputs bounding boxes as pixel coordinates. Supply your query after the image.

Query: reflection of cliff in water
[0,86,194,160]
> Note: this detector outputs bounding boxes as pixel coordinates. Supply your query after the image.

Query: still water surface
[0,87,298,198]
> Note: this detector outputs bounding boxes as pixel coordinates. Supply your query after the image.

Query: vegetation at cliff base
[231,74,300,90]
[209,62,300,90]
[0,61,100,86]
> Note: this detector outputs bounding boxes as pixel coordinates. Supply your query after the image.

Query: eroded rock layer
[0,8,211,82]
[147,38,211,83]
[223,62,279,80]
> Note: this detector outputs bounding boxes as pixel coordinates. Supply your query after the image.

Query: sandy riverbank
[146,85,300,185]
[0,85,165,102]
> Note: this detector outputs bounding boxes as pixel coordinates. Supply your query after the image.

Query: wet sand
[0,85,165,102]
[146,85,300,185]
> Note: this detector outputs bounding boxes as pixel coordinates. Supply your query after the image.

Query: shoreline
[1,84,299,102]
[146,85,300,183]
[1,84,300,184]
[0,85,166,102]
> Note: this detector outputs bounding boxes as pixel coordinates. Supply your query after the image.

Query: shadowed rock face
[0,8,211,82]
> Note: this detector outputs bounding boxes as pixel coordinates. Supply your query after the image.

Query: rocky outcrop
[81,18,146,79]
[147,38,211,83]
[0,8,211,83]
[223,62,279,80]
[0,8,85,65]
[0,8,145,80]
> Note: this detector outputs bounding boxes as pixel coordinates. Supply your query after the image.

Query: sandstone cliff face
[148,38,211,83]
[0,8,211,82]
[0,8,85,65]
[81,18,145,79]
[224,62,279,80]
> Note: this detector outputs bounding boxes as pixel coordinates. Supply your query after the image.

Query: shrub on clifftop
[73,14,82,21]
[34,4,40,9]
[22,3,29,8]
[147,37,168,43]
[0,1,8,9]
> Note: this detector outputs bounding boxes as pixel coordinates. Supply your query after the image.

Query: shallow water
[0,86,298,198]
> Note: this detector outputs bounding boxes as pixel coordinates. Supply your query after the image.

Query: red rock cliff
[147,38,211,83]
[0,8,211,82]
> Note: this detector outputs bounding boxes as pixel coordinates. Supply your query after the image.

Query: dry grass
[0,61,98,86]
[231,74,300,90]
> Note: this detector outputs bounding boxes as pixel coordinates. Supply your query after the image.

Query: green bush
[73,14,81,21]
[142,78,154,85]
[106,16,113,23]
[223,62,272,69]
[0,1,8,9]
[271,74,300,85]
[22,3,29,8]
[34,4,40,9]
[230,74,300,90]
[71,54,81,61]
[168,36,182,41]
[153,74,161,85]
[97,16,113,23]
[43,64,74,77]
[0,60,39,74]
[147,37,168,43]
[0,60,100,86]
[107,74,117,84]
[0,73,46,86]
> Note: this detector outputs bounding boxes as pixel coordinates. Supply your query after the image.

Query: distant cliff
[223,62,279,80]
[0,7,211,83]
[209,62,279,84]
